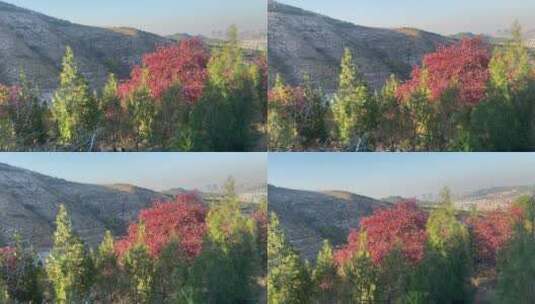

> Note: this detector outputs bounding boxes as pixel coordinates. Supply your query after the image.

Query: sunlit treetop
[397,38,491,106]
[335,200,428,266]
[118,38,210,103]
[116,192,207,259]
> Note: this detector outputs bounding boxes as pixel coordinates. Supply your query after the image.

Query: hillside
[0,0,171,96]
[268,185,390,260]
[0,162,168,250]
[268,0,455,93]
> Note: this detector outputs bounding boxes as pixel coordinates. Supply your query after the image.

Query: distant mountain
[167,31,267,51]
[449,32,508,45]
[0,0,171,96]
[166,33,222,46]
[268,0,455,93]
[268,185,390,260]
[270,184,535,260]
[455,185,535,211]
[0,162,168,250]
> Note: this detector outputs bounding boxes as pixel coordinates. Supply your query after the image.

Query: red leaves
[361,200,428,265]
[333,228,361,266]
[0,247,17,273]
[116,193,207,259]
[335,201,428,266]
[468,205,524,265]
[118,38,210,103]
[0,85,21,119]
[398,38,491,105]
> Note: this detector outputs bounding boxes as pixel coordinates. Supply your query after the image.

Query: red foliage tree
[335,201,428,266]
[0,85,20,119]
[0,247,16,268]
[467,205,524,265]
[118,38,210,103]
[397,38,491,105]
[116,193,207,259]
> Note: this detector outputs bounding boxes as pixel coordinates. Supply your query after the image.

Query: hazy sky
[6,0,267,36]
[278,0,535,36]
[269,153,535,199]
[0,153,267,192]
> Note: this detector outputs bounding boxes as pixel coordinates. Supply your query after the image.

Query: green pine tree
[471,21,534,151]
[52,47,101,147]
[193,25,257,151]
[268,74,299,150]
[8,71,48,148]
[312,240,337,303]
[124,75,155,150]
[201,177,259,304]
[151,238,193,304]
[100,74,124,148]
[338,233,377,303]
[94,230,126,303]
[267,213,311,304]
[425,187,473,303]
[46,204,93,304]
[123,228,154,304]
[332,48,371,148]
[496,224,535,303]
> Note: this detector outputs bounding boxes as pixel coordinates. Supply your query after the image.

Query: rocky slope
[268,185,390,260]
[0,1,171,97]
[0,162,168,250]
[268,0,455,93]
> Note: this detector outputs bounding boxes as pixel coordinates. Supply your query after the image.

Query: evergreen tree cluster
[268,23,535,151]
[267,189,535,303]
[0,26,266,152]
[0,179,266,303]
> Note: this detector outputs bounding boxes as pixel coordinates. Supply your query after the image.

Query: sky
[278,0,535,36]
[0,153,267,192]
[5,0,266,36]
[268,153,535,199]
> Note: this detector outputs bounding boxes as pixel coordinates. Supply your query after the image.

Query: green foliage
[297,75,329,147]
[151,239,194,303]
[332,48,372,148]
[192,26,257,151]
[424,187,473,303]
[0,276,8,303]
[152,84,194,151]
[123,239,154,304]
[268,74,299,150]
[268,213,312,304]
[374,248,415,303]
[338,234,377,303]
[124,75,156,149]
[470,22,535,151]
[0,234,44,303]
[93,230,126,303]
[312,240,337,302]
[8,72,48,148]
[46,204,94,303]
[52,47,101,147]
[100,74,124,147]
[496,224,535,303]
[201,177,259,303]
